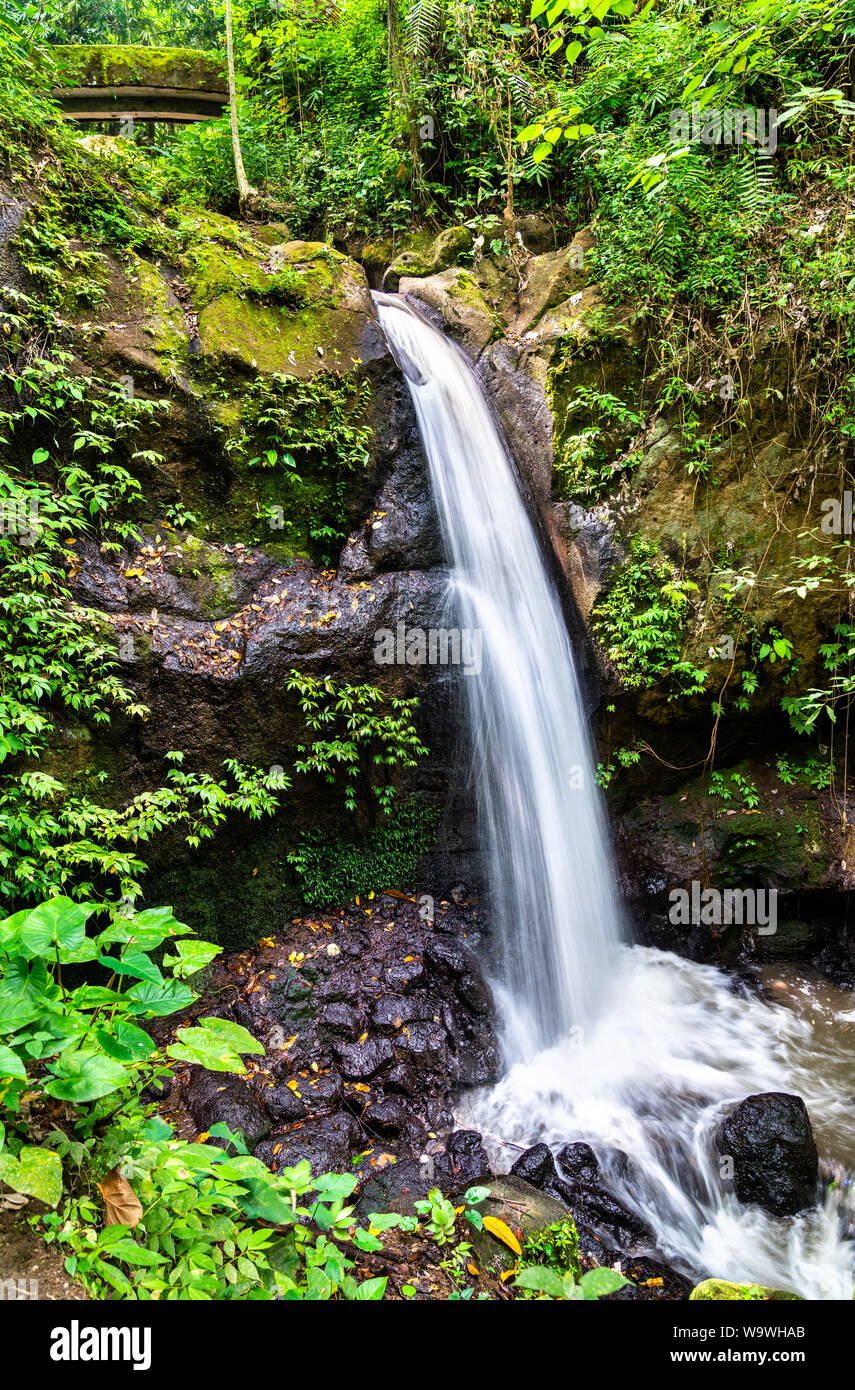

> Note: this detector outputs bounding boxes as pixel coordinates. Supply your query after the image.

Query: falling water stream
[374,291,855,1300]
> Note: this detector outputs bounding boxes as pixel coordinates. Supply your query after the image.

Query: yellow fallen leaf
[467,1264,479,1277]
[483,1216,522,1256]
[500,1266,517,1282]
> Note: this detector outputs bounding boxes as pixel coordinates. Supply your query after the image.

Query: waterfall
[374,291,623,1061]
[374,291,855,1300]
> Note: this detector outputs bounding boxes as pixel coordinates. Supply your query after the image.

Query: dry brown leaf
[97,1166,142,1228]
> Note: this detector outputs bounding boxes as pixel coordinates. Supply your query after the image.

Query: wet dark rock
[511,1143,561,1192]
[265,1083,307,1124]
[383,1060,422,1096]
[184,1069,270,1153]
[302,1071,344,1110]
[573,1186,654,1253]
[316,971,361,1004]
[513,1141,654,1254]
[446,1130,492,1189]
[454,1019,501,1085]
[383,956,426,991]
[266,1113,362,1176]
[318,1002,363,1040]
[334,1036,395,1080]
[363,1098,409,1135]
[715,1092,819,1217]
[371,994,434,1032]
[394,1019,447,1062]
[557,1142,599,1187]
[424,935,493,1014]
[356,1155,454,1216]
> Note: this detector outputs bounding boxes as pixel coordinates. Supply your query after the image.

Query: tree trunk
[225,0,256,214]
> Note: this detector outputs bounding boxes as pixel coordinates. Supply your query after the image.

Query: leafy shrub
[593,536,707,697]
[288,796,441,909]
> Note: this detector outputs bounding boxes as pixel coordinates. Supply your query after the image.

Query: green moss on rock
[690,1279,801,1301]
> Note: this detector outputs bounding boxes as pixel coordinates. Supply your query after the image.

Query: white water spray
[374,292,855,1300]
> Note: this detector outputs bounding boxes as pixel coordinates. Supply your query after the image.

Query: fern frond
[406,0,441,58]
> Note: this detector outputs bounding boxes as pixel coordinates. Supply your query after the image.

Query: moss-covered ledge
[48,44,226,92]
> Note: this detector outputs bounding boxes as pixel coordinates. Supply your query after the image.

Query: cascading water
[374,291,855,1300]
[374,290,622,1061]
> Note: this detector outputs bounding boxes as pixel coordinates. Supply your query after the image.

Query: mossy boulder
[466,1174,569,1275]
[690,1279,801,1301]
[383,224,472,291]
[196,242,386,380]
[400,266,501,358]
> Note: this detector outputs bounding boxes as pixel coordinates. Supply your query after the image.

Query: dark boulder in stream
[715,1092,819,1217]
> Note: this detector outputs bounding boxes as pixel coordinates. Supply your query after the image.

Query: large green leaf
[164,940,222,979]
[125,979,194,1017]
[234,1174,296,1225]
[578,1267,630,1299]
[515,1265,565,1298]
[98,906,190,952]
[0,1144,63,1205]
[57,939,101,966]
[96,1020,157,1063]
[166,1016,264,1072]
[0,1045,26,1079]
[21,898,93,956]
[44,1050,128,1101]
[0,908,32,955]
[354,1276,387,1300]
[98,951,164,985]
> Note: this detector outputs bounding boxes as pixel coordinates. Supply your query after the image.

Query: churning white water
[374,292,855,1300]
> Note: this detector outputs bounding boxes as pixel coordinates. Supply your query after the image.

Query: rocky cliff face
[3,160,479,947]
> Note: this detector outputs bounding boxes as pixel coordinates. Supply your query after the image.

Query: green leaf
[125,978,194,1017]
[99,906,190,952]
[0,908,32,954]
[578,1266,630,1299]
[44,1050,128,1101]
[517,122,545,142]
[312,1173,358,1198]
[234,1175,296,1225]
[515,1265,565,1298]
[21,898,92,956]
[99,951,164,985]
[0,1144,63,1205]
[163,940,222,979]
[351,1228,384,1252]
[96,1020,156,1063]
[166,1017,264,1072]
[354,1275,387,1300]
[0,1045,26,1079]
[108,1239,168,1268]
